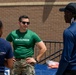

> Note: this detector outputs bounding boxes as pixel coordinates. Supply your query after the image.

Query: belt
[15,58,35,65]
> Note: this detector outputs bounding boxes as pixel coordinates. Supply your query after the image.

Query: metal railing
[34,40,63,64]
[38,49,62,64]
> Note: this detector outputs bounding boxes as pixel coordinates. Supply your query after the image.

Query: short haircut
[19,15,29,22]
[0,20,3,28]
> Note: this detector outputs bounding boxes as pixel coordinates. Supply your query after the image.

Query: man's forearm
[36,48,47,61]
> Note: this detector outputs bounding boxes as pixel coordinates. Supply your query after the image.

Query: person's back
[0,38,13,67]
[0,20,13,74]
[56,3,76,75]
[63,22,76,70]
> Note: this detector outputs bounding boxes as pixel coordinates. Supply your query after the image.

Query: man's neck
[19,28,27,32]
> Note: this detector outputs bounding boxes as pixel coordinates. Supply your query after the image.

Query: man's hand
[26,57,36,64]
[12,56,16,62]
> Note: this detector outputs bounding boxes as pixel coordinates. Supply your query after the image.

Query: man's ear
[71,17,74,23]
[0,30,2,37]
[0,27,3,37]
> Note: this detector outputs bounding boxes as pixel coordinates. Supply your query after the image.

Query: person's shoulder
[68,23,76,32]
[28,29,34,32]
[0,38,6,41]
[64,28,70,34]
[28,29,36,34]
[11,30,17,33]
[64,28,73,37]
[9,30,17,35]
[64,28,69,32]
[0,38,10,45]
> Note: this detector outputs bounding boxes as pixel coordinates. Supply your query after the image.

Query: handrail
[34,40,63,64]
[43,40,63,43]
[38,49,63,63]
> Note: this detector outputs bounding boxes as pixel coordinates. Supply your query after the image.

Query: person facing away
[56,3,76,75]
[6,15,47,75]
[0,20,13,75]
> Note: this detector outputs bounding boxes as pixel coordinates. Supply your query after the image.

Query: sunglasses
[21,21,30,25]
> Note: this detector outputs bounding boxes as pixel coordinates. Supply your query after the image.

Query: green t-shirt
[6,29,41,58]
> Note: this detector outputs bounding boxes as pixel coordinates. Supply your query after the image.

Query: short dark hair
[19,15,29,22]
[0,20,3,28]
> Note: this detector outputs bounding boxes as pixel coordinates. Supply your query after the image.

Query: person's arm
[26,41,47,64]
[5,58,13,69]
[36,41,47,62]
[6,32,13,42]
[56,29,74,75]
[26,32,47,64]
[5,42,14,69]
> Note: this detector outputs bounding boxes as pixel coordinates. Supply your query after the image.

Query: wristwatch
[35,58,38,63]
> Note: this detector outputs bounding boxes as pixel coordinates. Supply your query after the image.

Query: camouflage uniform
[11,59,35,75]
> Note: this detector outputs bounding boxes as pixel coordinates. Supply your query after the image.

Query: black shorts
[63,70,76,75]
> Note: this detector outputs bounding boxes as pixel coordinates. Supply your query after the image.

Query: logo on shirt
[15,39,29,41]
[0,52,6,55]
